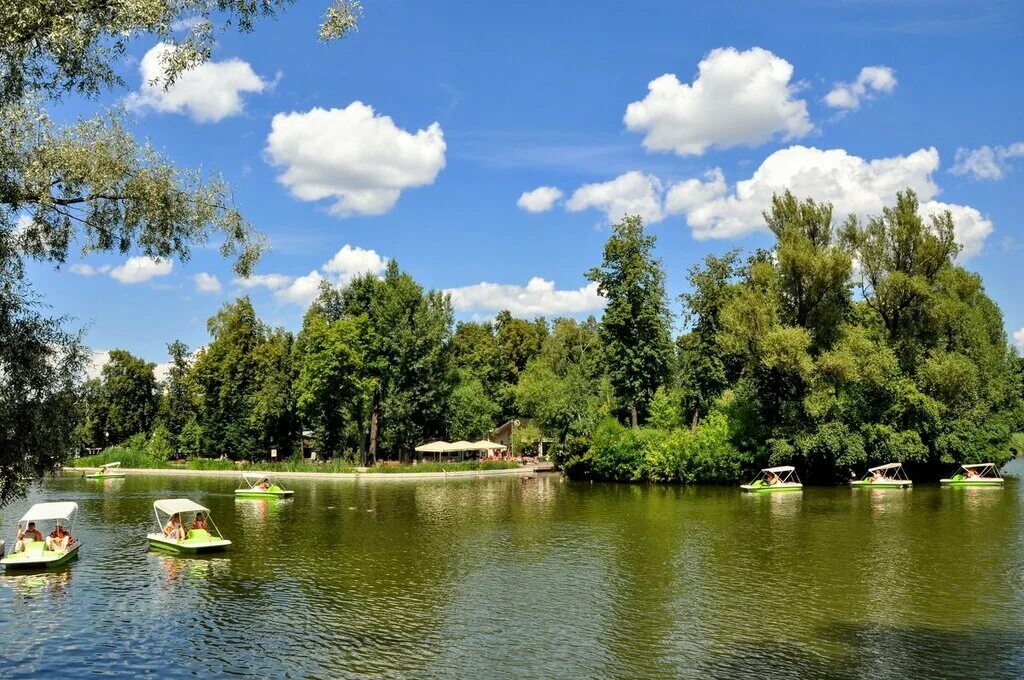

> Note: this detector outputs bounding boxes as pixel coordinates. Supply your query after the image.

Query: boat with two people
[741,466,803,493]
[1,502,81,570]
[940,463,1004,487]
[85,462,126,479]
[851,462,912,489]
[234,472,294,498]
[147,499,231,554]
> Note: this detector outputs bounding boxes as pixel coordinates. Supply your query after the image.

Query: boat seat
[186,529,211,542]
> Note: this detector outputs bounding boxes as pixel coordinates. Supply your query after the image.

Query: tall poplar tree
[587,215,673,427]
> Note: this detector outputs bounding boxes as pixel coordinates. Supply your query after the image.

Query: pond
[2,463,1024,678]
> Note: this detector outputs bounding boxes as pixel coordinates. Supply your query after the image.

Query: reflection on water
[0,472,1023,678]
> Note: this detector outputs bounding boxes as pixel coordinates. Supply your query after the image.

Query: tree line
[75,190,1024,482]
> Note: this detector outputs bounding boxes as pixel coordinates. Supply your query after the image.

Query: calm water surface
[2,463,1024,679]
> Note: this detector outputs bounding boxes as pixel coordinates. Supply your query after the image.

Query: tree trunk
[691,407,700,433]
[368,388,380,463]
[630,402,638,428]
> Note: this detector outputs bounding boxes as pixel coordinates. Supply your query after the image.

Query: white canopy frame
[152,499,224,541]
[238,472,289,491]
[860,462,910,482]
[16,502,79,552]
[748,466,801,486]
[955,463,1001,479]
[100,462,122,470]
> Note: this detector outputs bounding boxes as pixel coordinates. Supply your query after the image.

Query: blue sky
[30,0,1024,375]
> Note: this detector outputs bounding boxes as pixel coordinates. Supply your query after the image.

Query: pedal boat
[940,463,1004,487]
[147,499,231,554]
[741,465,803,492]
[851,462,912,489]
[234,472,294,498]
[1,502,81,570]
[85,461,126,479]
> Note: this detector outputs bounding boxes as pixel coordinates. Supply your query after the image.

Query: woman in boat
[871,470,884,483]
[164,513,186,540]
[965,467,980,479]
[765,472,780,485]
[47,523,71,552]
[15,521,42,552]
[191,512,208,531]
[258,478,271,491]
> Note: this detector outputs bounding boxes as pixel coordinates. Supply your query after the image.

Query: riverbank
[66,462,552,481]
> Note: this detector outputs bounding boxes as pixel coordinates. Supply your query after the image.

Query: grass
[70,448,523,474]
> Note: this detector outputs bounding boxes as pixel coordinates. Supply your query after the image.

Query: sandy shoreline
[66,464,550,481]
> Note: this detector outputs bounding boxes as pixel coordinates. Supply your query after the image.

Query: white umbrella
[471,439,507,451]
[414,441,451,452]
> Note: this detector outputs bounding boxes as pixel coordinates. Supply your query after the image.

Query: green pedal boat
[85,461,126,479]
[851,462,912,489]
[147,499,231,554]
[234,472,294,499]
[1,502,81,570]
[741,466,803,493]
[940,463,1004,487]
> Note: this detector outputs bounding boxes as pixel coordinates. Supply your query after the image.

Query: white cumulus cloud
[624,46,812,156]
[125,42,269,123]
[193,272,222,294]
[265,102,446,216]
[517,186,563,213]
[322,245,389,283]
[665,145,992,256]
[825,65,897,109]
[110,256,173,284]
[447,278,606,317]
[950,142,1024,181]
[233,245,388,307]
[566,171,664,224]
[1014,327,1024,348]
[70,263,112,276]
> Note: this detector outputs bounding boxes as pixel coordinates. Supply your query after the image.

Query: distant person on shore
[47,523,71,552]
[164,513,186,540]
[191,512,208,532]
[15,521,42,552]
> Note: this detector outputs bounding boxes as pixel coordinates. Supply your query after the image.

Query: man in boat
[191,512,208,532]
[871,470,884,482]
[258,478,271,491]
[47,523,72,552]
[765,472,780,485]
[965,467,981,479]
[163,513,186,540]
[14,521,42,552]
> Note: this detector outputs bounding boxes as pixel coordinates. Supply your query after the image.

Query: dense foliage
[72,199,1023,482]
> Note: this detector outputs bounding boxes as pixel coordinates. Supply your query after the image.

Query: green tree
[159,340,197,449]
[446,371,500,440]
[101,349,158,442]
[294,306,369,459]
[190,298,266,459]
[587,215,673,427]
[493,311,547,418]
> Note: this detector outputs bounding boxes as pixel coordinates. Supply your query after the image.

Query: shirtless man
[15,521,42,552]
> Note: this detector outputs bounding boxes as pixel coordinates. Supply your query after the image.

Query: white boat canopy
[962,463,995,469]
[414,440,451,452]
[101,462,122,469]
[868,462,904,472]
[241,472,272,481]
[154,499,209,515]
[20,502,78,523]
[763,465,795,473]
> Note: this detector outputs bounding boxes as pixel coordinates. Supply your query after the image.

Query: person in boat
[164,513,186,540]
[965,467,981,479]
[871,470,884,482]
[15,521,42,552]
[765,472,780,485]
[191,512,208,532]
[258,478,271,491]
[47,523,71,552]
